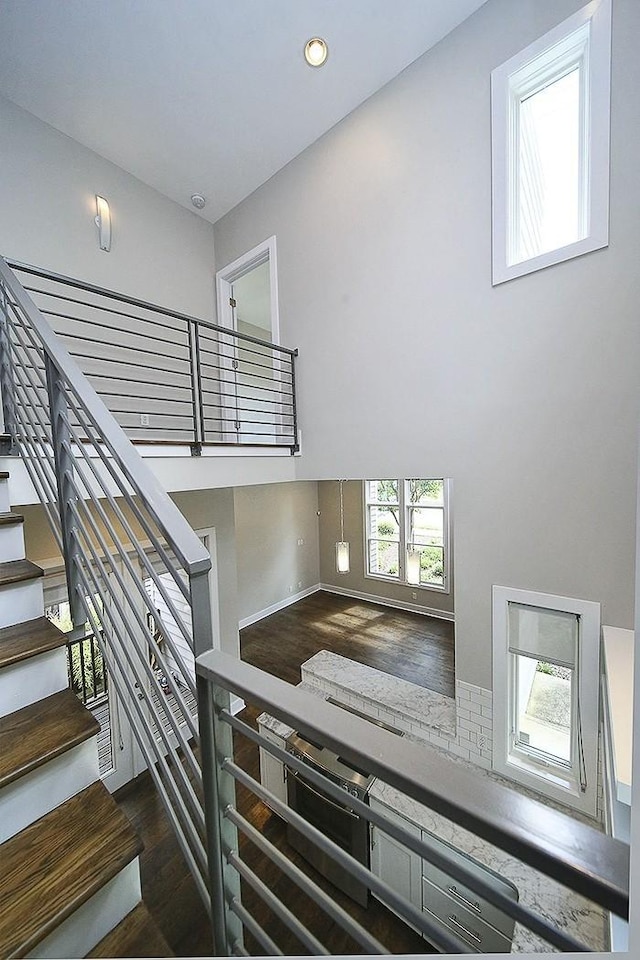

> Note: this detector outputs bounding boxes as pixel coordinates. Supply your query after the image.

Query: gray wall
[171,488,239,658]
[318,480,454,617]
[234,482,320,623]
[213,0,640,690]
[0,95,215,316]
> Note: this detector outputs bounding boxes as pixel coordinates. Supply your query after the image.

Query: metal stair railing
[0,255,227,913]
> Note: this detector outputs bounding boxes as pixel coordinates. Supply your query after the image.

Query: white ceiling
[0,0,488,224]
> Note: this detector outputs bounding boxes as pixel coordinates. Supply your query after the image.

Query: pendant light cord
[339,480,345,541]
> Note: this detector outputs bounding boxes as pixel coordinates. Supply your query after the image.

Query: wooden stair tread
[0,511,23,526]
[0,616,66,669]
[0,689,99,789]
[0,558,43,587]
[88,903,174,958]
[0,781,143,958]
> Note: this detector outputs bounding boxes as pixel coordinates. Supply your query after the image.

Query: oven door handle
[290,770,360,820]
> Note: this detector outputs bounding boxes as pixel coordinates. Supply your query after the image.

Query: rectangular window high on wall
[491,0,611,284]
[364,479,449,592]
[492,586,600,817]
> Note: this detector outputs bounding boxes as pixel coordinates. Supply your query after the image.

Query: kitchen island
[258,650,608,953]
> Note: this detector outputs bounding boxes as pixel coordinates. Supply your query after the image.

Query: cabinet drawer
[422,860,518,937]
[422,876,512,954]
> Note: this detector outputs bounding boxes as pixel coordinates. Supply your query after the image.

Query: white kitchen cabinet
[369,796,422,917]
[258,723,287,810]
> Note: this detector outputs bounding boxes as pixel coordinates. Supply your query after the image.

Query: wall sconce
[335,479,350,574]
[406,546,421,586]
[95,195,111,252]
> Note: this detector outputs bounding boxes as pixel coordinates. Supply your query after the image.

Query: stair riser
[0,578,44,628]
[0,483,10,514]
[25,858,142,960]
[0,738,99,844]
[0,522,26,563]
[0,647,68,718]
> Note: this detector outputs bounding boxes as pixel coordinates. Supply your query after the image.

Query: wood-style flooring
[118,591,454,955]
[240,590,455,697]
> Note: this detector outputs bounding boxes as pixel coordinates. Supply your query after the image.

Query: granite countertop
[301,649,456,739]
[370,777,607,954]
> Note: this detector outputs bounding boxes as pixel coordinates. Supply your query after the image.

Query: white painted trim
[320,583,455,622]
[491,0,611,285]
[492,584,600,817]
[215,235,280,344]
[238,583,321,629]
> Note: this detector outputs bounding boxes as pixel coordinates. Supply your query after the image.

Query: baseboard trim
[239,584,322,630]
[319,583,455,622]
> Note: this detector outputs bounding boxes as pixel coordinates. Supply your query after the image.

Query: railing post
[290,348,300,454]
[45,355,84,628]
[192,570,243,954]
[188,319,204,455]
[0,281,17,448]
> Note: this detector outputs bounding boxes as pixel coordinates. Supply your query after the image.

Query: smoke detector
[191,194,206,209]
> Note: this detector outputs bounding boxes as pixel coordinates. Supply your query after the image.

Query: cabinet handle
[448,885,481,913]
[448,914,482,945]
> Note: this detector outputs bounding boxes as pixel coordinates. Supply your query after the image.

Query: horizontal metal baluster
[225,808,387,955]
[65,494,201,761]
[22,285,193,335]
[40,309,190,347]
[61,393,194,608]
[62,350,192,379]
[227,896,283,957]
[225,848,329,955]
[72,559,207,859]
[224,761,472,955]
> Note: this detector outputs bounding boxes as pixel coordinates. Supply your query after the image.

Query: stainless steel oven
[285,700,404,908]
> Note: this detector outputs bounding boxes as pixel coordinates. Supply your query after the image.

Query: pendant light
[335,479,350,574]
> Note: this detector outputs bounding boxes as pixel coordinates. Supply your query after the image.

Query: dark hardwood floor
[118,591,453,955]
[240,590,455,697]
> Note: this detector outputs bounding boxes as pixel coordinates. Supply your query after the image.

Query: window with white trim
[491,0,611,284]
[364,479,449,591]
[492,586,600,817]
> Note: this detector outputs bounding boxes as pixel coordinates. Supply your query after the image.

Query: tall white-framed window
[364,479,450,592]
[492,585,600,817]
[491,0,611,284]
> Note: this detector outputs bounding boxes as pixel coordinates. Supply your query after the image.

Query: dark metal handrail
[5,258,299,453]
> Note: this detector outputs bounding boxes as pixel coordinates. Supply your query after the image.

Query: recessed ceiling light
[304,37,328,67]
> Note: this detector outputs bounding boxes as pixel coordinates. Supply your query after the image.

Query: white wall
[0,95,215,316]
[213,0,640,690]
[234,481,320,622]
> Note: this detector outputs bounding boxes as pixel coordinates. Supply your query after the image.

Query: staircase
[0,469,172,959]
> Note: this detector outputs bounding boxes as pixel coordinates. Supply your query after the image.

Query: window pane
[368,540,399,578]
[415,545,444,586]
[514,654,572,764]
[408,507,443,547]
[366,480,398,503]
[407,479,443,505]
[517,67,581,263]
[369,505,399,541]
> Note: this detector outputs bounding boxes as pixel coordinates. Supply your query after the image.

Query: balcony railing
[5,259,299,454]
[196,649,629,956]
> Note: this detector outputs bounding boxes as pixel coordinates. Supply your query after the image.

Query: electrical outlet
[297,538,304,546]
[140,413,150,427]
[411,591,417,600]
[478,735,486,750]
[297,581,302,589]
